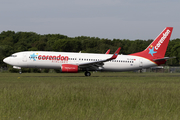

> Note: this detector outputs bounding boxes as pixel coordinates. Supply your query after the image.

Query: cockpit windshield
[10,55,17,57]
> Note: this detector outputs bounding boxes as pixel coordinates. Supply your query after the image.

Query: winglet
[110,47,121,59]
[105,49,110,54]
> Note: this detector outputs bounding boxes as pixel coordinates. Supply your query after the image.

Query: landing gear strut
[19,69,22,74]
[85,71,91,76]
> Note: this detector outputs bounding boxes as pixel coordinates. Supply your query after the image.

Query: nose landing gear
[85,71,91,76]
[19,69,22,74]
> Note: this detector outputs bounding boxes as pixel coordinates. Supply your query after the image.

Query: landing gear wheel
[85,71,91,76]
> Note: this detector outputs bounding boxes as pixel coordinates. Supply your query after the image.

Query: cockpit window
[10,55,17,57]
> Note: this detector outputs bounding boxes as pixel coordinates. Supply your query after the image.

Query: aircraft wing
[79,47,121,70]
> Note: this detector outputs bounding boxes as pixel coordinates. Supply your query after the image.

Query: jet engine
[61,64,78,73]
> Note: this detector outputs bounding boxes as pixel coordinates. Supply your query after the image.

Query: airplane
[3,27,174,76]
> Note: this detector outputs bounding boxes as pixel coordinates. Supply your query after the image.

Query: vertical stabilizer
[130,27,173,60]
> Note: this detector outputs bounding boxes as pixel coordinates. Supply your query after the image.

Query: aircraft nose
[3,57,8,64]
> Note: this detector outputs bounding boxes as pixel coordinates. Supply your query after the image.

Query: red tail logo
[130,27,173,60]
[154,29,171,50]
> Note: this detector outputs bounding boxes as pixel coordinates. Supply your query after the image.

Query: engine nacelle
[61,64,78,73]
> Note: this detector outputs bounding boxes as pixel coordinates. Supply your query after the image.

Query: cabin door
[23,53,27,62]
[139,58,143,67]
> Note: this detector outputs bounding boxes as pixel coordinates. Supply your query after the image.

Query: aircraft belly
[103,63,139,71]
[27,60,61,69]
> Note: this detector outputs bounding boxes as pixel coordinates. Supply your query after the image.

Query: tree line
[0,30,180,68]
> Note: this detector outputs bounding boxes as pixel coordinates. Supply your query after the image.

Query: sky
[0,0,180,40]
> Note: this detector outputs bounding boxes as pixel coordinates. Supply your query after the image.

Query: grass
[0,72,180,120]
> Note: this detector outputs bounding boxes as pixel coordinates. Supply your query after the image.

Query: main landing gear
[85,71,91,76]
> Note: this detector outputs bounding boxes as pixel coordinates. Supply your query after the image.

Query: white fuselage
[3,51,157,71]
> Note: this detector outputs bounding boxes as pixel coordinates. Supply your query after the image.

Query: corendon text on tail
[155,29,171,50]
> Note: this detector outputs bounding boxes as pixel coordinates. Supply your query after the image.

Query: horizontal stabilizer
[153,57,176,61]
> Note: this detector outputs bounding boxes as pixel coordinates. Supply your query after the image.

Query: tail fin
[130,27,173,60]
